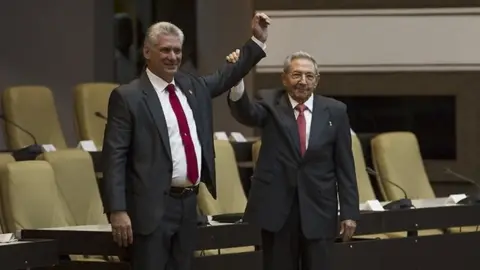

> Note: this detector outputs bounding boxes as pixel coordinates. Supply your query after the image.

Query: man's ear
[143,46,150,60]
[281,72,288,87]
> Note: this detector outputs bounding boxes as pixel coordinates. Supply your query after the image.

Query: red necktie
[295,104,307,156]
[166,84,198,185]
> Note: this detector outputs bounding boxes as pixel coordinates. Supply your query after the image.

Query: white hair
[283,51,319,74]
[144,21,184,46]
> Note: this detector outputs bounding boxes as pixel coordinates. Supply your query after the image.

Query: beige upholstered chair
[197,182,223,216]
[371,132,443,236]
[195,141,254,255]
[214,140,247,214]
[37,149,108,225]
[349,135,393,239]
[0,161,75,232]
[251,140,261,169]
[2,86,67,149]
[0,154,16,233]
[74,83,118,148]
[351,135,377,203]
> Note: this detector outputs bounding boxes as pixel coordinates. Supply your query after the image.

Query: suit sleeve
[200,38,266,98]
[227,86,268,127]
[102,89,131,213]
[335,105,360,221]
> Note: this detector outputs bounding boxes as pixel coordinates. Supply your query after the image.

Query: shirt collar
[146,68,176,91]
[288,93,314,112]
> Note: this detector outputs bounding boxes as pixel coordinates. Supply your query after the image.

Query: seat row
[2,83,117,150]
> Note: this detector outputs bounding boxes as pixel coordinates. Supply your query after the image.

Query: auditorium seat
[350,135,393,239]
[0,161,75,232]
[371,132,443,236]
[0,153,15,233]
[195,141,254,255]
[2,86,67,149]
[37,149,108,225]
[74,83,118,148]
[197,182,223,216]
[0,160,109,261]
[214,140,247,213]
[251,140,261,169]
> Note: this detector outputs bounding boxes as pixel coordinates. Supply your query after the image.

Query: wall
[0,0,113,148]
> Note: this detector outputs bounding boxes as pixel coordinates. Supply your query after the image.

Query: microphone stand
[444,168,480,205]
[366,167,413,210]
[0,115,43,161]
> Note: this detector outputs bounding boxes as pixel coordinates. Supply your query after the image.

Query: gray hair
[282,51,319,74]
[144,22,184,46]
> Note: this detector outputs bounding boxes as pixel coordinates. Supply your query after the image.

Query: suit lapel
[275,93,301,159]
[306,95,329,153]
[174,73,205,145]
[140,73,172,161]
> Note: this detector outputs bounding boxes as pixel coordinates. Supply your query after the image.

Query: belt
[169,185,199,197]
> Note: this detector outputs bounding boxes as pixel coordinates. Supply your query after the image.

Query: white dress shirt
[146,37,266,187]
[229,81,314,149]
[146,68,202,187]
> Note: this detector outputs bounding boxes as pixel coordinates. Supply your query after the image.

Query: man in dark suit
[102,13,270,270]
[226,51,360,270]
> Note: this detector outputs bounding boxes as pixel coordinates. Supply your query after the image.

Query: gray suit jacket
[228,89,360,239]
[102,38,266,235]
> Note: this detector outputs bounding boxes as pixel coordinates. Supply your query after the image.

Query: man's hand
[252,12,270,43]
[340,219,356,242]
[226,49,240,64]
[110,211,133,247]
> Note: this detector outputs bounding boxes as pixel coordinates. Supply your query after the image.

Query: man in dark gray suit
[227,51,359,270]
[102,13,270,270]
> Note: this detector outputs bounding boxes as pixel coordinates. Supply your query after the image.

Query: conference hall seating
[371,131,478,234]
[74,83,118,148]
[2,86,67,149]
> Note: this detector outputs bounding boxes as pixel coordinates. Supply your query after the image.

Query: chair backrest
[197,182,223,215]
[371,132,436,201]
[0,154,15,232]
[2,86,66,149]
[74,83,118,148]
[351,135,377,202]
[0,161,74,231]
[251,140,261,169]
[38,149,107,225]
[214,140,247,213]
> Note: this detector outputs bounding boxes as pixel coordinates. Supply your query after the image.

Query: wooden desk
[0,239,58,270]
[19,199,480,270]
[21,223,261,270]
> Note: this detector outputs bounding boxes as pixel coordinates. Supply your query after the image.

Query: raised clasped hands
[252,12,271,43]
[226,49,240,64]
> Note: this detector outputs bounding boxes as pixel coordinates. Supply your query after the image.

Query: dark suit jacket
[102,38,266,235]
[228,89,360,239]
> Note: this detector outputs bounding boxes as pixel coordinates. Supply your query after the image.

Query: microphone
[0,115,38,145]
[444,168,480,205]
[366,167,413,210]
[0,115,43,161]
[95,112,107,120]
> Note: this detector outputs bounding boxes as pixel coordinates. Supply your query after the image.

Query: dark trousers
[130,192,198,270]
[261,193,334,270]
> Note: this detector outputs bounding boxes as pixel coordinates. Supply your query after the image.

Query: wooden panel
[254,0,480,11]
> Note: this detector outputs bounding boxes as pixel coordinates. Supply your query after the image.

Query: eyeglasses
[288,72,318,82]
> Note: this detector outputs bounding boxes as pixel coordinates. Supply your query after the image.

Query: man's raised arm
[200,13,270,98]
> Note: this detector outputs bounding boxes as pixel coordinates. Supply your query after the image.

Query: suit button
[169,169,173,173]
[163,191,168,195]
